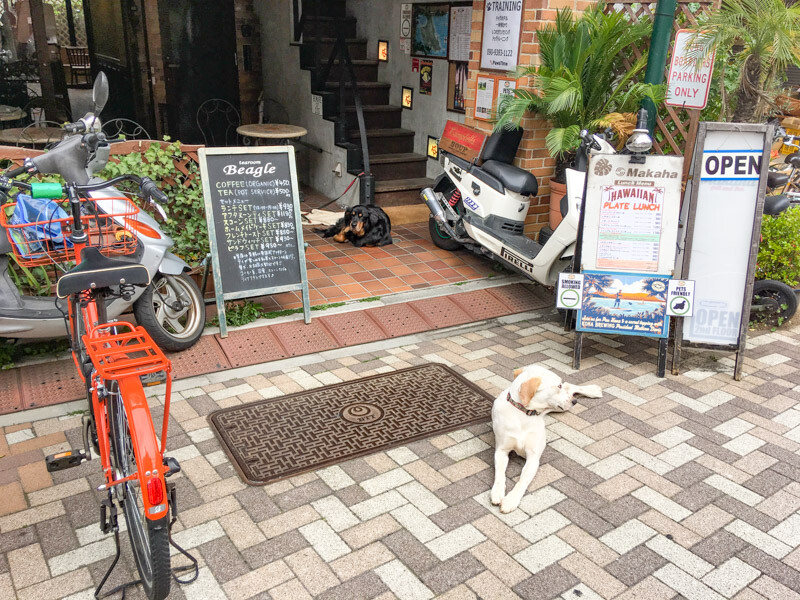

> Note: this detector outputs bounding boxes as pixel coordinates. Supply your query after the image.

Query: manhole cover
[340,402,384,424]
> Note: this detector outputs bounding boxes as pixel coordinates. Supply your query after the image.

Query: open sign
[701,150,762,181]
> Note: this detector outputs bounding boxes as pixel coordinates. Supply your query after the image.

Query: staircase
[292,0,434,206]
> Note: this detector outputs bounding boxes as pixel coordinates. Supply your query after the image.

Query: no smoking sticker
[667,280,695,317]
[557,273,584,309]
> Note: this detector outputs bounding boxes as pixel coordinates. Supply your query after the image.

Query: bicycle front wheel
[107,382,171,600]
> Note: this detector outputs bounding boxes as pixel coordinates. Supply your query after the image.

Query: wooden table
[0,107,25,123]
[236,123,307,145]
[0,127,64,147]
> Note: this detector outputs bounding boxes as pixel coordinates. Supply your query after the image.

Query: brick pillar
[465,0,577,237]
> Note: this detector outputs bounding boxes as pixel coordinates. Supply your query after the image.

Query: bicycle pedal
[45,450,88,472]
[164,456,181,477]
[140,370,167,387]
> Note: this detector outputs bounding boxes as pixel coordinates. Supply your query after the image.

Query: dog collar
[507,392,539,416]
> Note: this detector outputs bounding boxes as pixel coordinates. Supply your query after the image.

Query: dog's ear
[513,367,525,379]
[519,376,542,406]
[344,207,353,220]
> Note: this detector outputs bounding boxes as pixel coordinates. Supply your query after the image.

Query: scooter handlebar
[140,177,168,203]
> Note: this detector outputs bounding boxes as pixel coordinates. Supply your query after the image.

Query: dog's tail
[314,223,338,237]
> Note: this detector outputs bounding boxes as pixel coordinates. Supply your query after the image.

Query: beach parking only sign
[666,29,715,110]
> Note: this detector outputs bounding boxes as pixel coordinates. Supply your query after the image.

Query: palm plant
[690,0,800,122]
[494,4,662,175]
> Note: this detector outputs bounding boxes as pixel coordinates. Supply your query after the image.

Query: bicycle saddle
[56,246,151,298]
[767,171,790,188]
[785,152,800,168]
[764,194,790,216]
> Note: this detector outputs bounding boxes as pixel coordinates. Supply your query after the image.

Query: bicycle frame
[63,184,172,522]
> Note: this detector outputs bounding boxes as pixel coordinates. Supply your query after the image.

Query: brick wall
[464,0,590,237]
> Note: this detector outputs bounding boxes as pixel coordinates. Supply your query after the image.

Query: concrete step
[349,128,416,154]
[344,104,401,129]
[328,59,379,82]
[369,153,428,180]
[374,177,434,206]
[301,0,347,17]
[301,16,356,38]
[325,81,390,105]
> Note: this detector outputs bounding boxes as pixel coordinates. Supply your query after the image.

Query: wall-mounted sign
[400,38,411,54]
[401,86,414,109]
[672,123,772,380]
[580,154,683,275]
[412,3,450,59]
[448,4,472,63]
[198,146,311,338]
[378,40,389,62]
[427,136,439,160]
[557,273,584,310]
[420,60,433,95]
[438,120,487,163]
[577,271,671,338]
[496,77,517,101]
[447,62,468,113]
[400,3,412,38]
[666,29,715,110]
[411,58,420,73]
[311,94,323,116]
[475,74,496,120]
[480,0,523,71]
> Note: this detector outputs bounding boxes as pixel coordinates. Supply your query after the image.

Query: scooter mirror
[92,72,109,116]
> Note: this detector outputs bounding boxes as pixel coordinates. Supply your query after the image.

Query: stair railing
[292,0,374,205]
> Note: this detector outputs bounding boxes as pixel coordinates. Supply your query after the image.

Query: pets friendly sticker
[557,273,584,309]
[667,279,695,317]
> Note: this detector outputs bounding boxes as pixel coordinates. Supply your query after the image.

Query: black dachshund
[317,204,392,247]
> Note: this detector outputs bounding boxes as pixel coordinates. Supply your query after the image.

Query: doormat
[208,364,494,485]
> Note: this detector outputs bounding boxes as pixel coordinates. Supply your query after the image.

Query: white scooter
[421,126,616,286]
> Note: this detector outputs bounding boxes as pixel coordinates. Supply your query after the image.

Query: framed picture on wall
[479,1,524,71]
[427,135,439,159]
[402,86,414,109]
[412,3,450,59]
[474,74,496,121]
[447,61,468,113]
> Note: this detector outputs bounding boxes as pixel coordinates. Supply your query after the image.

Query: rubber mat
[366,303,432,337]
[0,369,21,414]
[450,289,516,320]
[208,364,493,485]
[215,327,289,368]
[18,359,85,409]
[488,283,552,312]
[167,336,230,380]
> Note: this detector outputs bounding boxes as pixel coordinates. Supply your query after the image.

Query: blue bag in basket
[8,194,73,258]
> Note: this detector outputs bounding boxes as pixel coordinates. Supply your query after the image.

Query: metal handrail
[292,0,373,204]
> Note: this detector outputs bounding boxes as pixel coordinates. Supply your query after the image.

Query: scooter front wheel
[134,273,204,352]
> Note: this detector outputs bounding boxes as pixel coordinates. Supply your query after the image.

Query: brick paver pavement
[1,307,799,599]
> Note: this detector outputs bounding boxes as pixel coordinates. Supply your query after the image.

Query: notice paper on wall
[448,5,471,62]
[475,75,496,120]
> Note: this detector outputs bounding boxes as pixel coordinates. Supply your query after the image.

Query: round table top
[0,126,64,146]
[0,107,24,122]
[237,123,308,139]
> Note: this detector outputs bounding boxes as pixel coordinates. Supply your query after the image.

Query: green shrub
[99,139,208,265]
[757,205,800,286]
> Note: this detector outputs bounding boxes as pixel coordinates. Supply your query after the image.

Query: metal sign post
[672,122,773,380]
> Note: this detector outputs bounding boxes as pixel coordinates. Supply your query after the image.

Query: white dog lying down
[491,365,603,513]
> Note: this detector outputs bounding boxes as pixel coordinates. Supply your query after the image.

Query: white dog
[490,365,602,513]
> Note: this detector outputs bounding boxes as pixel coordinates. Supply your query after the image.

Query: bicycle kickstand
[166,481,200,585]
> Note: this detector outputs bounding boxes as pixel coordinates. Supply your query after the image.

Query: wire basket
[0,197,140,267]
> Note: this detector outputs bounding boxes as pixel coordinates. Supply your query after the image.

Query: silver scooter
[0,73,204,351]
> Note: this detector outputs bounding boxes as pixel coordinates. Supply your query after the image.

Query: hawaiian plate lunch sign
[666,29,715,110]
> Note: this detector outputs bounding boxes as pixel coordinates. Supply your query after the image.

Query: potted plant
[690,0,800,123]
[494,3,662,228]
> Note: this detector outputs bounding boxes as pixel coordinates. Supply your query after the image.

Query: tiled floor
[248,224,496,312]
[0,283,549,415]
[1,307,800,599]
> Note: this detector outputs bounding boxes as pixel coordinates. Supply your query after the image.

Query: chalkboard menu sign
[198,147,310,337]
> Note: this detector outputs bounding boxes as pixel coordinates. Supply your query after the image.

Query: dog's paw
[490,487,504,506]
[500,494,521,513]
[579,384,603,399]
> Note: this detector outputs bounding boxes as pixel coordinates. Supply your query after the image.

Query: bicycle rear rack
[83,322,171,380]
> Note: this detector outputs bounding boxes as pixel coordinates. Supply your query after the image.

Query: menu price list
[215,176,300,289]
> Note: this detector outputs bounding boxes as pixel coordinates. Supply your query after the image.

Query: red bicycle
[1,166,194,600]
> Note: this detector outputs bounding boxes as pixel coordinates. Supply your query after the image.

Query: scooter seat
[785,152,800,168]
[764,194,790,216]
[768,171,790,188]
[56,247,150,298]
[480,160,539,196]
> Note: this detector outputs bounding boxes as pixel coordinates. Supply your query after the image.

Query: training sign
[666,29,715,110]
[666,280,695,317]
[556,273,584,310]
